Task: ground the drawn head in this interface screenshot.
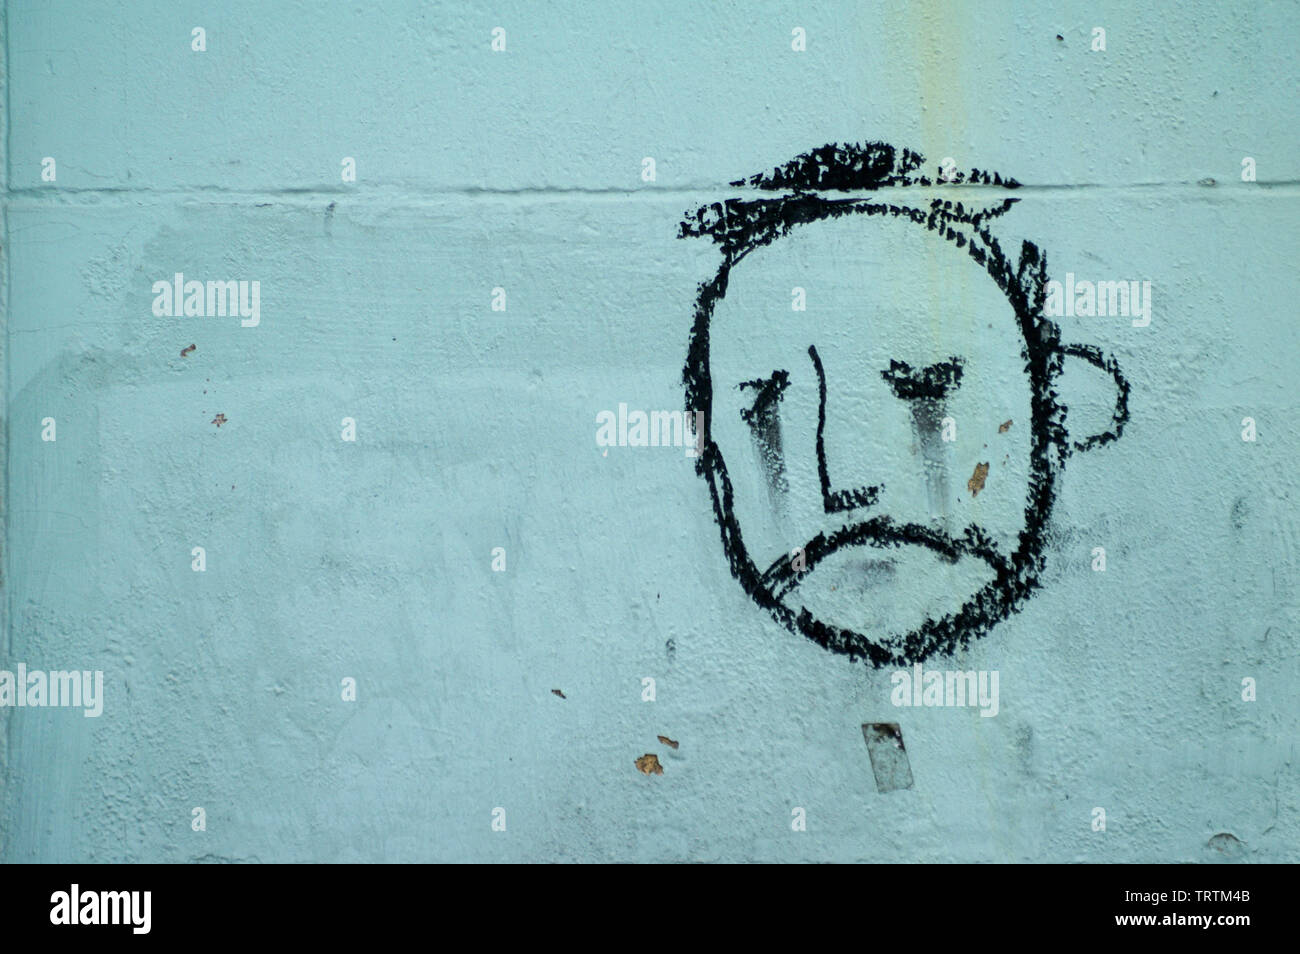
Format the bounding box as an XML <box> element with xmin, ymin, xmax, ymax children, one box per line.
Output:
<box><xmin>679</xmin><ymin>142</ymin><xmax>1129</xmax><ymax>667</ymax></box>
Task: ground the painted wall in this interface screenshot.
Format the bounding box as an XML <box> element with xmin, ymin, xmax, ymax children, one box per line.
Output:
<box><xmin>2</xmin><ymin>0</ymin><xmax>1296</xmax><ymax>863</ymax></box>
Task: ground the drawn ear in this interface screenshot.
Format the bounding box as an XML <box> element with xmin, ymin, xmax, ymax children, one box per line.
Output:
<box><xmin>1059</xmin><ymin>343</ymin><xmax>1130</xmax><ymax>452</ymax></box>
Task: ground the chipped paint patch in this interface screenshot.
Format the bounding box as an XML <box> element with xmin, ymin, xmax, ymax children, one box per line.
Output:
<box><xmin>967</xmin><ymin>461</ymin><xmax>989</xmax><ymax>496</ymax></box>
<box><xmin>635</xmin><ymin>753</ymin><xmax>663</xmax><ymax>775</ymax></box>
<box><xmin>862</xmin><ymin>723</ymin><xmax>914</xmax><ymax>793</ymax></box>
<box><xmin>1206</xmin><ymin>832</ymin><xmax>1245</xmax><ymax>858</ymax></box>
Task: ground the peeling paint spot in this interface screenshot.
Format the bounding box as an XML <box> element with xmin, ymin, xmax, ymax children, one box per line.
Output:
<box><xmin>967</xmin><ymin>462</ymin><xmax>989</xmax><ymax>496</ymax></box>
<box><xmin>1207</xmin><ymin>832</ymin><xmax>1245</xmax><ymax>856</ymax></box>
<box><xmin>181</xmin><ymin>344</ymin><xmax>196</xmax><ymax>358</ymax></box>
<box><xmin>212</xmin><ymin>413</ymin><xmax>228</xmax><ymax>428</ymax></box>
<box><xmin>551</xmin><ymin>689</ymin><xmax>566</xmax><ymax>699</ymax></box>
<box><xmin>862</xmin><ymin>723</ymin><xmax>914</xmax><ymax>793</ymax></box>
<box><xmin>657</xmin><ymin>735</ymin><xmax>679</xmax><ymax>749</ymax></box>
<box><xmin>635</xmin><ymin>753</ymin><xmax>663</xmax><ymax>775</ymax></box>
<box><xmin>1230</xmin><ymin>496</ymin><xmax>1248</xmax><ymax>532</ymax></box>
<box><xmin>998</xmin><ymin>419</ymin><xmax>1012</xmax><ymax>433</ymax></box>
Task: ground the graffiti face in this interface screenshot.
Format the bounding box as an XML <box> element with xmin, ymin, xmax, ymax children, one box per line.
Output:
<box><xmin>680</xmin><ymin>142</ymin><xmax>1129</xmax><ymax>667</ymax></box>
<box><xmin>706</xmin><ymin>215</ymin><xmax>1035</xmax><ymax>651</ymax></box>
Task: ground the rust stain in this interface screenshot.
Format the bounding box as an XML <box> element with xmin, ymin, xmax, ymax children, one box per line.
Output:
<box><xmin>967</xmin><ymin>461</ymin><xmax>989</xmax><ymax>496</ymax></box>
<box><xmin>181</xmin><ymin>344</ymin><xmax>196</xmax><ymax>357</ymax></box>
<box><xmin>657</xmin><ymin>735</ymin><xmax>679</xmax><ymax>750</ymax></box>
<box><xmin>635</xmin><ymin>753</ymin><xmax>663</xmax><ymax>775</ymax></box>
<box><xmin>998</xmin><ymin>419</ymin><xmax>1012</xmax><ymax>433</ymax></box>
<box><xmin>212</xmin><ymin>413</ymin><xmax>228</xmax><ymax>427</ymax></box>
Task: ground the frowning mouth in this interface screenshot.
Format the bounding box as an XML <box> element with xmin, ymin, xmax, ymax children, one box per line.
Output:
<box><xmin>760</xmin><ymin>516</ymin><xmax>1013</xmax><ymax>601</ymax></box>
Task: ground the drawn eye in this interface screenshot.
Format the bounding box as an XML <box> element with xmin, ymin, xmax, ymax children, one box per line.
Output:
<box><xmin>737</xmin><ymin>369</ymin><xmax>790</xmax><ymax>425</ymax></box>
<box><xmin>879</xmin><ymin>357</ymin><xmax>964</xmax><ymax>402</ymax></box>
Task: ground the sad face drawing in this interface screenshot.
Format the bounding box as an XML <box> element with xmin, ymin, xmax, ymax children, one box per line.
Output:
<box><xmin>680</xmin><ymin>142</ymin><xmax>1129</xmax><ymax>667</ymax></box>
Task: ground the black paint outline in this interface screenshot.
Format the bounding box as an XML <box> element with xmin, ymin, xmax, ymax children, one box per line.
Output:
<box><xmin>810</xmin><ymin>345</ymin><xmax>883</xmax><ymax>514</ymax></box>
<box><xmin>880</xmin><ymin>357</ymin><xmax>965</xmax><ymax>402</ymax></box>
<box><xmin>679</xmin><ymin>141</ymin><xmax>1130</xmax><ymax>667</ymax></box>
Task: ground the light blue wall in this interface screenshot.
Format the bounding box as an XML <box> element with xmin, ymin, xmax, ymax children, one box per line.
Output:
<box><xmin>2</xmin><ymin>0</ymin><xmax>1296</xmax><ymax>862</ymax></box>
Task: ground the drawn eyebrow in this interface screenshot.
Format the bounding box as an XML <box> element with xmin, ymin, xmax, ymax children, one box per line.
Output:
<box><xmin>879</xmin><ymin>357</ymin><xmax>964</xmax><ymax>401</ymax></box>
<box><xmin>737</xmin><ymin>369</ymin><xmax>791</xmax><ymax>424</ymax></box>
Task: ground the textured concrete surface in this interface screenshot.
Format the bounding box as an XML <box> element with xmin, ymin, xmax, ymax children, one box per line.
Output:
<box><xmin>1</xmin><ymin>1</ymin><xmax>1297</xmax><ymax>862</ymax></box>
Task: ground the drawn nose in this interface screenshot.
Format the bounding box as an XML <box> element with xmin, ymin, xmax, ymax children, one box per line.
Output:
<box><xmin>808</xmin><ymin>345</ymin><xmax>882</xmax><ymax>514</ymax></box>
